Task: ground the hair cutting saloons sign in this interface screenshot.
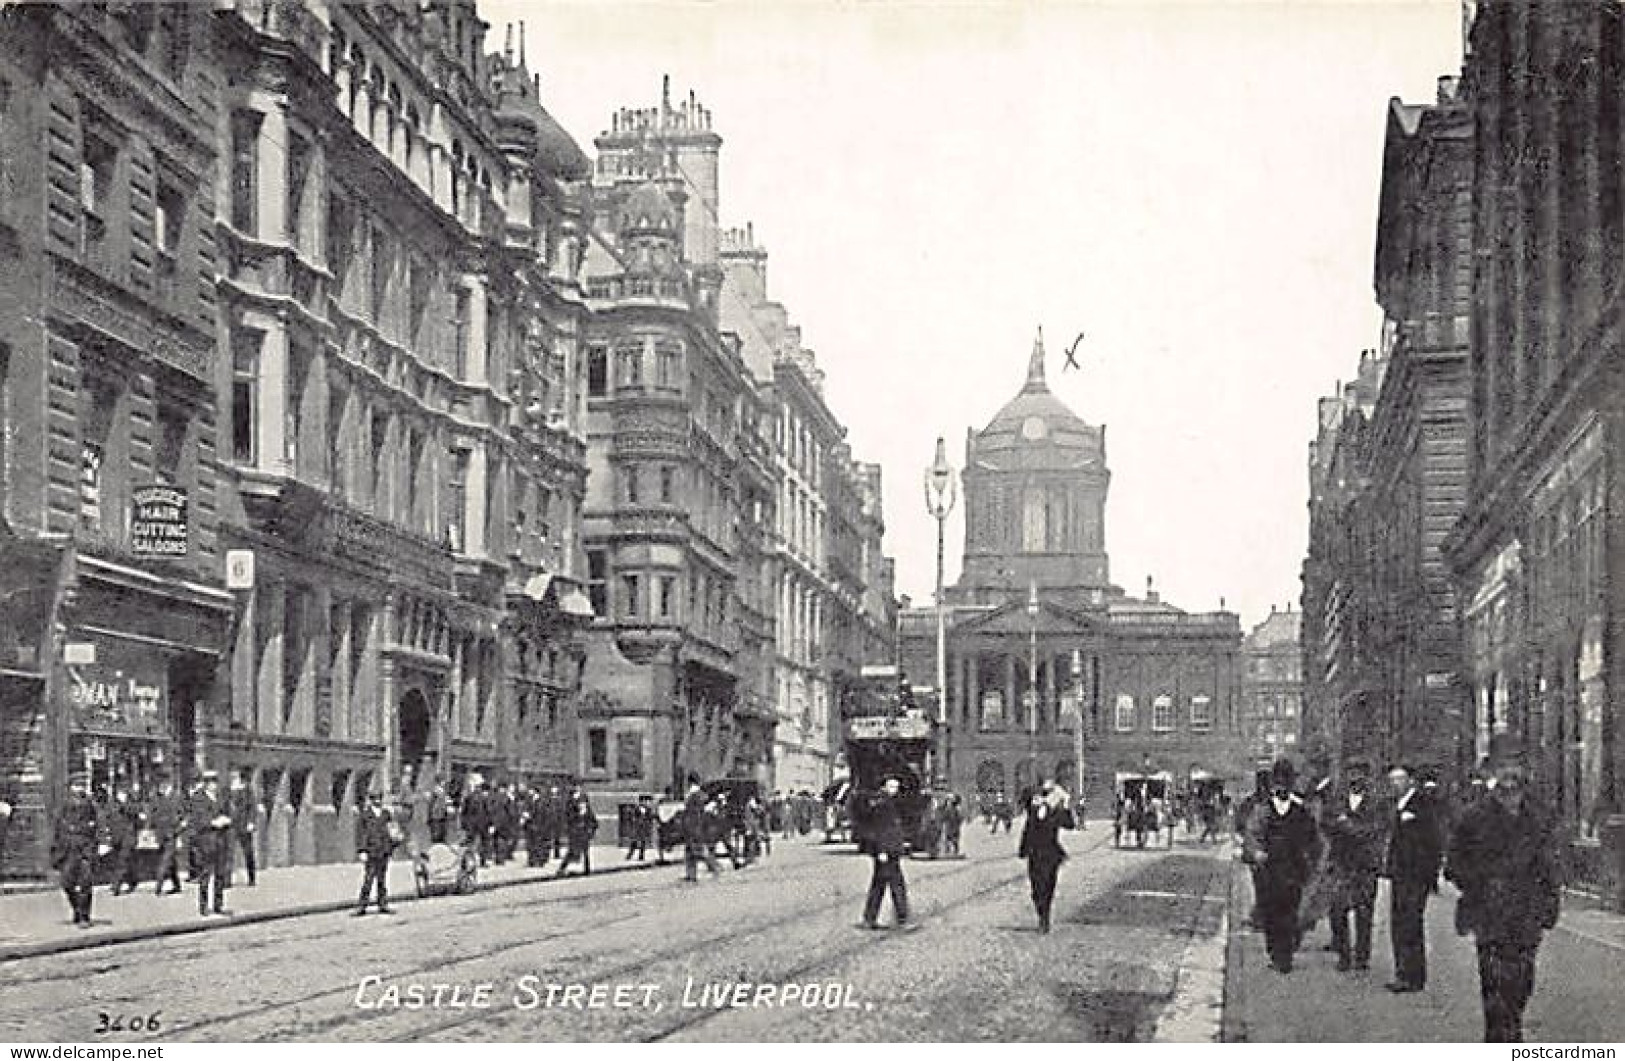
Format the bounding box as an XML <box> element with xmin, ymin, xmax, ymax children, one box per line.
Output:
<box><xmin>129</xmin><ymin>484</ymin><xmax>189</xmax><ymax>557</ymax></box>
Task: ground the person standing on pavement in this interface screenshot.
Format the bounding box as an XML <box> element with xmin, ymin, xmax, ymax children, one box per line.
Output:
<box><xmin>427</xmin><ymin>776</ymin><xmax>451</xmax><ymax>844</ymax></box>
<box><xmin>555</xmin><ymin>789</ymin><xmax>598</xmax><ymax>877</ymax></box>
<box><xmin>149</xmin><ymin>774</ymin><xmax>184</xmax><ymax>895</ymax></box>
<box><xmin>52</xmin><ymin>774</ymin><xmax>107</xmax><ymax>928</ymax></box>
<box><xmin>461</xmin><ymin>773</ymin><xmax>494</xmax><ymax>867</ymax></box>
<box><xmin>1018</xmin><ymin>777</ymin><xmax>1075</xmax><ymax>932</ymax></box>
<box><xmin>227</xmin><ymin>770</ymin><xmax>260</xmax><ymax>887</ymax></box>
<box><xmin>107</xmin><ymin>784</ymin><xmax>141</xmax><ymax>896</ymax></box>
<box><xmin>860</xmin><ymin>776</ymin><xmax>912</xmax><ymax>931</ymax></box>
<box><xmin>187</xmin><ymin>770</ymin><xmax>233</xmax><ymax>917</ymax></box>
<box><xmin>1321</xmin><ymin>768</ymin><xmax>1384</xmax><ymax>972</ymax></box>
<box><xmin>354</xmin><ymin>787</ymin><xmax>398</xmax><ymax>915</ymax></box>
<box><xmin>1445</xmin><ymin>744</ymin><xmax>1562</xmax><ymax>1043</ymax></box>
<box><xmin>1253</xmin><ymin>759</ymin><xmax>1319</xmax><ymax>973</ymax></box>
<box><xmin>1383</xmin><ymin>763</ymin><xmax>1443</xmax><ymax>993</ymax></box>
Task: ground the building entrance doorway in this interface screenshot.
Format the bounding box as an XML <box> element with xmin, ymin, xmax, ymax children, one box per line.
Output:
<box><xmin>399</xmin><ymin>689</ymin><xmax>432</xmax><ymax>780</ymax></box>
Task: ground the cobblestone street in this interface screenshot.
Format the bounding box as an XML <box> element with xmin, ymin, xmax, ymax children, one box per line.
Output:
<box><xmin>0</xmin><ymin>828</ymin><xmax>1232</xmax><ymax>1043</ymax></box>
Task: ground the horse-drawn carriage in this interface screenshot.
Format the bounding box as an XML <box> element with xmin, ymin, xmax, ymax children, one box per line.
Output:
<box><xmin>1113</xmin><ymin>770</ymin><xmax>1175</xmax><ymax>848</ymax></box>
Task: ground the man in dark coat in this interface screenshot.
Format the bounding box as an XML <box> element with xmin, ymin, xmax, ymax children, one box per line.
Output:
<box><xmin>186</xmin><ymin>770</ymin><xmax>233</xmax><ymax>917</ymax></box>
<box><xmin>625</xmin><ymin>794</ymin><xmax>654</xmax><ymax>861</ymax></box>
<box><xmin>1322</xmin><ymin>770</ymin><xmax>1384</xmax><ymax>971</ymax></box>
<box><xmin>860</xmin><ymin>777</ymin><xmax>912</xmax><ymax>930</ymax></box>
<box><xmin>494</xmin><ymin>782</ymin><xmax>519</xmax><ymax>864</ymax></box>
<box><xmin>227</xmin><ymin>770</ymin><xmax>260</xmax><ymax>887</ymax></box>
<box><xmin>681</xmin><ymin>779</ymin><xmax>720</xmax><ymax>881</ymax></box>
<box><xmin>1253</xmin><ymin>759</ymin><xmax>1320</xmax><ymax>973</ymax></box>
<box><xmin>148</xmin><ymin>775</ymin><xmax>184</xmax><ymax>895</ymax></box>
<box><xmin>107</xmin><ymin>784</ymin><xmax>142</xmax><ymax>896</ymax></box>
<box><xmin>52</xmin><ymin>775</ymin><xmax>106</xmax><ymax>927</ymax></box>
<box><xmin>1018</xmin><ymin>778</ymin><xmax>1075</xmax><ymax>932</ymax></box>
<box><xmin>1446</xmin><ymin>746</ymin><xmax>1561</xmax><ymax>1043</ymax></box>
<box><xmin>461</xmin><ymin>774</ymin><xmax>495</xmax><ymax>866</ymax></box>
<box><xmin>1236</xmin><ymin>768</ymin><xmax>1272</xmax><ymax>929</ymax></box>
<box><xmin>555</xmin><ymin>789</ymin><xmax>598</xmax><ymax>876</ymax></box>
<box><xmin>1383</xmin><ymin>764</ymin><xmax>1443</xmax><ymax>992</ymax></box>
<box><xmin>354</xmin><ymin>788</ymin><xmax>398</xmax><ymax>915</ymax></box>
<box><xmin>427</xmin><ymin>776</ymin><xmax>451</xmax><ymax>845</ymax></box>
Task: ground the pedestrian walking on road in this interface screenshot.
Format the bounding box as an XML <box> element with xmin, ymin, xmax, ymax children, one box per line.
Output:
<box><xmin>681</xmin><ymin>779</ymin><xmax>720</xmax><ymax>882</ymax></box>
<box><xmin>1018</xmin><ymin>778</ymin><xmax>1074</xmax><ymax>932</ymax></box>
<box><xmin>354</xmin><ymin>788</ymin><xmax>399</xmax><ymax>915</ymax></box>
<box><xmin>1321</xmin><ymin>768</ymin><xmax>1383</xmax><ymax>972</ymax></box>
<box><xmin>187</xmin><ymin>770</ymin><xmax>234</xmax><ymax>917</ymax></box>
<box><xmin>1253</xmin><ymin>759</ymin><xmax>1319</xmax><ymax>973</ymax></box>
<box><xmin>626</xmin><ymin>794</ymin><xmax>654</xmax><ymax>862</ymax></box>
<box><xmin>860</xmin><ymin>776</ymin><xmax>912</xmax><ymax>930</ymax></box>
<box><xmin>555</xmin><ymin>790</ymin><xmax>598</xmax><ymax>877</ymax></box>
<box><xmin>1446</xmin><ymin>743</ymin><xmax>1561</xmax><ymax>1043</ymax></box>
<box><xmin>52</xmin><ymin>774</ymin><xmax>106</xmax><ymax>927</ymax></box>
<box><xmin>1383</xmin><ymin>764</ymin><xmax>1442</xmax><ymax>993</ymax></box>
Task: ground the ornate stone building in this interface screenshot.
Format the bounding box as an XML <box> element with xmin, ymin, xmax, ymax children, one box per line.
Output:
<box><xmin>214</xmin><ymin>1</ymin><xmax>594</xmax><ymax>864</ymax></box>
<box><xmin>0</xmin><ymin>1</ymin><xmax>595</xmax><ymax>876</ymax></box>
<box><xmin>900</xmin><ymin>336</ymin><xmax>1244</xmax><ymax>807</ymax></box>
<box><xmin>1445</xmin><ymin>0</ymin><xmax>1625</xmax><ymax>892</ymax></box>
<box><xmin>577</xmin><ymin>84</ymin><xmax>776</xmax><ymax>802</ymax></box>
<box><xmin>0</xmin><ymin>2</ymin><xmax>232</xmax><ymax>879</ymax></box>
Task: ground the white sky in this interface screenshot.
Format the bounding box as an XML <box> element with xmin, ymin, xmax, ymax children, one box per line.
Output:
<box><xmin>485</xmin><ymin>0</ymin><xmax>1464</xmax><ymax>630</ymax></box>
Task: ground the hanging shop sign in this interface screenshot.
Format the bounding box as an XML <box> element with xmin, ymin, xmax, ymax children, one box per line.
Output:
<box><xmin>130</xmin><ymin>485</ymin><xmax>189</xmax><ymax>557</ymax></box>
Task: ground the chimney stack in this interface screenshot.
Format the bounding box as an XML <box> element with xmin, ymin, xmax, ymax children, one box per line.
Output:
<box><xmin>1437</xmin><ymin>74</ymin><xmax>1460</xmax><ymax>105</ymax></box>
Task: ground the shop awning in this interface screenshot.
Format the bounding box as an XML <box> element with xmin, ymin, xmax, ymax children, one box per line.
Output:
<box><xmin>560</xmin><ymin>588</ymin><xmax>595</xmax><ymax>619</ymax></box>
<box><xmin>521</xmin><ymin>573</ymin><xmax>556</xmax><ymax>602</ymax></box>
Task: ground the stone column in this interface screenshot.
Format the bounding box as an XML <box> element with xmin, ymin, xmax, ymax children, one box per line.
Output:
<box><xmin>1004</xmin><ymin>654</ymin><xmax>1017</xmax><ymax>732</ymax></box>
<box><xmin>232</xmin><ymin>584</ymin><xmax>258</xmax><ymax>731</ymax></box>
<box><xmin>251</xmin><ymin>314</ymin><xmax>288</xmax><ymax>475</ymax></box>
<box><xmin>1041</xmin><ymin>654</ymin><xmax>1055</xmax><ymax>735</ymax></box>
<box><xmin>258</xmin><ymin>581</ymin><xmax>286</xmax><ymax>738</ymax></box>
<box><xmin>330</xmin><ymin>598</ymin><xmax>351</xmax><ymax>742</ymax></box>
<box><xmin>251</xmin><ymin>95</ymin><xmax>288</xmax><ymax>243</ymax></box>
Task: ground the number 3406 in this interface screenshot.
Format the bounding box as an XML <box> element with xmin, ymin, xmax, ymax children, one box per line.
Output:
<box><xmin>95</xmin><ymin>1011</ymin><xmax>162</xmax><ymax>1034</ymax></box>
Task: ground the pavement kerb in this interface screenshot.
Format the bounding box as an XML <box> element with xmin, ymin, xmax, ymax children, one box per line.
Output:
<box><xmin>0</xmin><ymin>855</ymin><xmax>666</xmax><ymax>964</ymax></box>
<box><xmin>1219</xmin><ymin>854</ymin><xmax>1249</xmax><ymax>1043</ymax></box>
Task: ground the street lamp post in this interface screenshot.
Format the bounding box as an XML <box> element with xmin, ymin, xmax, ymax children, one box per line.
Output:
<box><xmin>923</xmin><ymin>438</ymin><xmax>957</xmax><ymax>786</ymax></box>
<box><xmin>1026</xmin><ymin>580</ymin><xmax>1039</xmax><ymax>784</ymax></box>
<box><xmin>1071</xmin><ymin>647</ymin><xmax>1086</xmax><ymax>816</ymax></box>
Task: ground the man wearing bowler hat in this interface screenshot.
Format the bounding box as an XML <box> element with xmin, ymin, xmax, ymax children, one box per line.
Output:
<box><xmin>1253</xmin><ymin>758</ymin><xmax>1319</xmax><ymax>972</ymax></box>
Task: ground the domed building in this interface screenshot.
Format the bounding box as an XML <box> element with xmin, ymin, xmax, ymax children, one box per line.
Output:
<box><xmin>899</xmin><ymin>334</ymin><xmax>1246</xmax><ymax>808</ymax></box>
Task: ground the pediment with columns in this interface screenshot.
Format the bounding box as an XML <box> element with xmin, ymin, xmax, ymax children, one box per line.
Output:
<box><xmin>951</xmin><ymin>599</ymin><xmax>1103</xmax><ymax>639</ymax></box>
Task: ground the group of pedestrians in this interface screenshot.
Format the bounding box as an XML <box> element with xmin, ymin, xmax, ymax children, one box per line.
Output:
<box><xmin>49</xmin><ymin>768</ymin><xmax>261</xmax><ymax>927</ymax></box>
<box><xmin>447</xmin><ymin>774</ymin><xmax>596</xmax><ymax>876</ymax></box>
<box><xmin>1237</xmin><ymin>743</ymin><xmax>1562</xmax><ymax>1042</ymax></box>
<box><xmin>675</xmin><ymin>779</ymin><xmax>775</xmax><ymax>881</ymax></box>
